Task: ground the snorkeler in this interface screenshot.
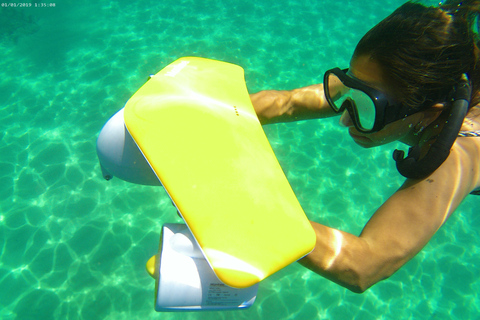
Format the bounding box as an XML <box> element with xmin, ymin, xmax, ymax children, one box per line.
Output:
<box><xmin>250</xmin><ymin>0</ymin><xmax>480</xmax><ymax>293</ymax></box>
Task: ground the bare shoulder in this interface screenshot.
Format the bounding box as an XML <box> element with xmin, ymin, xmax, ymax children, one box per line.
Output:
<box><xmin>451</xmin><ymin>104</ymin><xmax>480</xmax><ymax>191</ymax></box>
<box><xmin>463</xmin><ymin>104</ymin><xmax>480</xmax><ymax>130</ymax></box>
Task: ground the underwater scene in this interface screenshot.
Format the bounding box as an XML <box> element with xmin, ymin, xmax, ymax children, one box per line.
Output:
<box><xmin>1</xmin><ymin>0</ymin><xmax>480</xmax><ymax>319</ymax></box>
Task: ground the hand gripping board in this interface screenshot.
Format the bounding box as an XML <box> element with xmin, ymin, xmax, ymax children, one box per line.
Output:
<box><xmin>124</xmin><ymin>57</ymin><xmax>315</xmax><ymax>288</ymax></box>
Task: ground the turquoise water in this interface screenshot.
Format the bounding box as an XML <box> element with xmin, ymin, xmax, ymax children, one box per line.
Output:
<box><xmin>1</xmin><ymin>1</ymin><xmax>480</xmax><ymax>319</ymax></box>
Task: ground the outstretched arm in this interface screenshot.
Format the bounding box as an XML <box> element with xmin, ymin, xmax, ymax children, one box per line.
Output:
<box><xmin>250</xmin><ymin>84</ymin><xmax>337</xmax><ymax>124</ymax></box>
<box><xmin>299</xmin><ymin>137</ymin><xmax>480</xmax><ymax>293</ymax></box>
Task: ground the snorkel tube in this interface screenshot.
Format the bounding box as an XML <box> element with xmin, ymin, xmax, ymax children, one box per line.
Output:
<box><xmin>393</xmin><ymin>77</ymin><xmax>471</xmax><ymax>179</ymax></box>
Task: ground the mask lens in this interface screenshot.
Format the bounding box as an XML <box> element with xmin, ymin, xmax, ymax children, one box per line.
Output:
<box><xmin>325</xmin><ymin>69</ymin><xmax>378</xmax><ymax>132</ymax></box>
<box><xmin>349</xmin><ymin>90</ymin><xmax>376</xmax><ymax>131</ymax></box>
<box><xmin>326</xmin><ymin>73</ymin><xmax>350</xmax><ymax>112</ymax></box>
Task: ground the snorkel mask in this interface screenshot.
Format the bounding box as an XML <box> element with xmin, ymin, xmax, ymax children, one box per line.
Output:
<box><xmin>324</xmin><ymin>69</ymin><xmax>472</xmax><ymax>179</ymax></box>
<box><xmin>324</xmin><ymin>68</ymin><xmax>419</xmax><ymax>133</ymax></box>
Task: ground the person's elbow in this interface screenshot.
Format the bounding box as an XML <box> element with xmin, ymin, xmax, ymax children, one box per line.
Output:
<box><xmin>335</xmin><ymin>268</ymin><xmax>380</xmax><ymax>294</ymax></box>
<box><xmin>344</xmin><ymin>256</ymin><xmax>404</xmax><ymax>293</ymax></box>
<box><xmin>340</xmin><ymin>268</ymin><xmax>392</xmax><ymax>294</ymax></box>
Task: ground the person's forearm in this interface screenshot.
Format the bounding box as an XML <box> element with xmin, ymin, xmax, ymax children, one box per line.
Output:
<box><xmin>298</xmin><ymin>221</ymin><xmax>399</xmax><ymax>293</ymax></box>
<box><xmin>250</xmin><ymin>84</ymin><xmax>337</xmax><ymax>124</ymax></box>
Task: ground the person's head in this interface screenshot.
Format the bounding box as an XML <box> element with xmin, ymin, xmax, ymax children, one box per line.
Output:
<box><xmin>326</xmin><ymin>0</ymin><xmax>480</xmax><ymax>148</ymax></box>
<box><xmin>353</xmin><ymin>0</ymin><xmax>480</xmax><ymax>111</ymax></box>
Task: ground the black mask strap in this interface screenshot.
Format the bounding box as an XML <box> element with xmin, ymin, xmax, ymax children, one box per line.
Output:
<box><xmin>393</xmin><ymin>77</ymin><xmax>471</xmax><ymax>179</ymax></box>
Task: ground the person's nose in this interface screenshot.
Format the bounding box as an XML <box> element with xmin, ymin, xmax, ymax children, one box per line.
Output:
<box><xmin>339</xmin><ymin>110</ymin><xmax>354</xmax><ymax>127</ymax></box>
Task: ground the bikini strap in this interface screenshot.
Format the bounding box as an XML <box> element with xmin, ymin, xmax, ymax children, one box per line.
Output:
<box><xmin>458</xmin><ymin>130</ymin><xmax>480</xmax><ymax>137</ymax></box>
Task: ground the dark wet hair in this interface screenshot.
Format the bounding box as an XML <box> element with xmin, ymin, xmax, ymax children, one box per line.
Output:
<box><xmin>354</xmin><ymin>0</ymin><xmax>480</xmax><ymax>109</ymax></box>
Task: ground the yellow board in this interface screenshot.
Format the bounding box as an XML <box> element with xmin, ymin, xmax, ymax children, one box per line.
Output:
<box><xmin>124</xmin><ymin>57</ymin><xmax>316</xmax><ymax>288</ymax></box>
